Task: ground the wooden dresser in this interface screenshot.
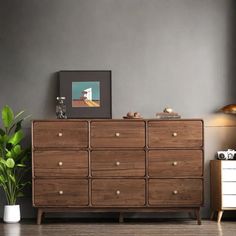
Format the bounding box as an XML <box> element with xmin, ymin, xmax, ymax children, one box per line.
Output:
<box><xmin>32</xmin><ymin>119</ymin><xmax>204</xmax><ymax>224</ymax></box>
<box><xmin>210</xmin><ymin>160</ymin><xmax>236</xmax><ymax>222</ymax></box>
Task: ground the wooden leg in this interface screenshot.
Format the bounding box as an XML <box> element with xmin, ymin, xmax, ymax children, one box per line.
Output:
<box><xmin>210</xmin><ymin>211</ymin><xmax>215</xmax><ymax>220</ymax></box>
<box><xmin>195</xmin><ymin>208</ymin><xmax>201</xmax><ymax>225</ymax></box>
<box><xmin>37</xmin><ymin>208</ymin><xmax>43</xmax><ymax>225</ymax></box>
<box><xmin>217</xmin><ymin>211</ymin><xmax>223</xmax><ymax>223</ymax></box>
<box><xmin>119</xmin><ymin>212</ymin><xmax>124</xmax><ymax>223</ymax></box>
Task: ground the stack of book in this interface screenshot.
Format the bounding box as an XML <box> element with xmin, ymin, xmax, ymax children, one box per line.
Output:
<box><xmin>156</xmin><ymin>112</ymin><xmax>181</xmax><ymax>119</ymax></box>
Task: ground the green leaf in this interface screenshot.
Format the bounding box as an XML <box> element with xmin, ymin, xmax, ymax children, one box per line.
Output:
<box><xmin>16</xmin><ymin>192</ymin><xmax>24</xmax><ymax>197</ymax></box>
<box><xmin>13</xmin><ymin>145</ymin><xmax>22</xmax><ymax>155</ymax></box>
<box><xmin>16</xmin><ymin>163</ymin><xmax>25</xmax><ymax>168</ymax></box>
<box><xmin>9</xmin><ymin>174</ymin><xmax>16</xmax><ymax>183</ymax></box>
<box><xmin>2</xmin><ymin>105</ymin><xmax>14</xmax><ymax>129</ymax></box>
<box><xmin>14</xmin><ymin>110</ymin><xmax>25</xmax><ymax>120</ymax></box>
<box><xmin>5</xmin><ymin>158</ymin><xmax>15</xmax><ymax>168</ymax></box>
<box><xmin>15</xmin><ymin>120</ymin><xmax>23</xmax><ymax>132</ymax></box>
<box><xmin>0</xmin><ymin>128</ymin><xmax>5</xmax><ymax>136</ymax></box>
<box><xmin>8</xmin><ymin>130</ymin><xmax>24</xmax><ymax>145</ymax></box>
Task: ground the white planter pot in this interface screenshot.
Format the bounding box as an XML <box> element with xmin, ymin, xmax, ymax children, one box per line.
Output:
<box><xmin>3</xmin><ymin>205</ymin><xmax>21</xmax><ymax>223</ymax></box>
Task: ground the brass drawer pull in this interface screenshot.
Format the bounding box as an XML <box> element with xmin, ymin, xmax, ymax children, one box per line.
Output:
<box><xmin>115</xmin><ymin>132</ymin><xmax>120</xmax><ymax>137</ymax></box>
<box><xmin>58</xmin><ymin>132</ymin><xmax>63</xmax><ymax>137</ymax></box>
<box><xmin>116</xmin><ymin>190</ymin><xmax>121</xmax><ymax>195</ymax></box>
<box><xmin>172</xmin><ymin>162</ymin><xmax>178</xmax><ymax>166</ymax></box>
<box><xmin>116</xmin><ymin>161</ymin><xmax>120</xmax><ymax>166</ymax></box>
<box><xmin>58</xmin><ymin>161</ymin><xmax>63</xmax><ymax>166</ymax></box>
<box><xmin>172</xmin><ymin>190</ymin><xmax>178</xmax><ymax>195</ymax></box>
<box><xmin>58</xmin><ymin>190</ymin><xmax>64</xmax><ymax>195</ymax></box>
<box><xmin>172</xmin><ymin>132</ymin><xmax>178</xmax><ymax>137</ymax></box>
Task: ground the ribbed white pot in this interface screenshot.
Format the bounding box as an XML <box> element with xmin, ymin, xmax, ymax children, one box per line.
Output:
<box><xmin>3</xmin><ymin>205</ymin><xmax>21</xmax><ymax>223</ymax></box>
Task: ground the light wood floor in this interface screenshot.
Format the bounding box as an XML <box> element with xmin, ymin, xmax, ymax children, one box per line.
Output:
<box><xmin>0</xmin><ymin>219</ymin><xmax>236</xmax><ymax>236</ymax></box>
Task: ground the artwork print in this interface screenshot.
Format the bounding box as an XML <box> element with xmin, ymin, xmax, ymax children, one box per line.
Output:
<box><xmin>72</xmin><ymin>81</ymin><xmax>100</xmax><ymax>107</ymax></box>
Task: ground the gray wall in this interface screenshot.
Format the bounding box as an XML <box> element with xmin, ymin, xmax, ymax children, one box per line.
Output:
<box><xmin>0</xmin><ymin>0</ymin><xmax>236</xmax><ymax>219</ymax></box>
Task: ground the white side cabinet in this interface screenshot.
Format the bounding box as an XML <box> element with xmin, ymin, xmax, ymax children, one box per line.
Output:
<box><xmin>210</xmin><ymin>160</ymin><xmax>236</xmax><ymax>222</ymax></box>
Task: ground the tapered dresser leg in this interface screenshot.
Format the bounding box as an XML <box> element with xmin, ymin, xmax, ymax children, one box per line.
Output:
<box><xmin>119</xmin><ymin>213</ymin><xmax>124</xmax><ymax>223</ymax></box>
<box><xmin>217</xmin><ymin>211</ymin><xmax>223</xmax><ymax>223</ymax></box>
<box><xmin>37</xmin><ymin>208</ymin><xmax>43</xmax><ymax>225</ymax></box>
<box><xmin>195</xmin><ymin>208</ymin><xmax>201</xmax><ymax>225</ymax></box>
<box><xmin>210</xmin><ymin>211</ymin><xmax>215</xmax><ymax>220</ymax></box>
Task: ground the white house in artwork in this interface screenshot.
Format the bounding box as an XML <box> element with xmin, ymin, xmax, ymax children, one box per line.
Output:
<box><xmin>84</xmin><ymin>88</ymin><xmax>92</xmax><ymax>100</ymax></box>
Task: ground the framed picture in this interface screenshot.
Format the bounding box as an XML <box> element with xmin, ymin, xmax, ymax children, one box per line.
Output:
<box><xmin>59</xmin><ymin>70</ymin><xmax>112</xmax><ymax>118</ymax></box>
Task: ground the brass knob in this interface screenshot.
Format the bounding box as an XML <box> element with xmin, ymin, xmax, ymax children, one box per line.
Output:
<box><xmin>58</xmin><ymin>161</ymin><xmax>63</xmax><ymax>166</ymax></box>
<box><xmin>172</xmin><ymin>132</ymin><xmax>178</xmax><ymax>137</ymax></box>
<box><xmin>58</xmin><ymin>190</ymin><xmax>64</xmax><ymax>195</ymax></box>
<box><xmin>115</xmin><ymin>132</ymin><xmax>120</xmax><ymax>137</ymax></box>
<box><xmin>116</xmin><ymin>190</ymin><xmax>121</xmax><ymax>195</ymax></box>
<box><xmin>172</xmin><ymin>161</ymin><xmax>178</xmax><ymax>166</ymax></box>
<box><xmin>116</xmin><ymin>161</ymin><xmax>120</xmax><ymax>166</ymax></box>
<box><xmin>58</xmin><ymin>132</ymin><xmax>63</xmax><ymax>137</ymax></box>
<box><xmin>173</xmin><ymin>190</ymin><xmax>178</xmax><ymax>195</ymax></box>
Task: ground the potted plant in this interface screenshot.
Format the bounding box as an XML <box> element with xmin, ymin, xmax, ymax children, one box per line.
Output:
<box><xmin>0</xmin><ymin>105</ymin><xmax>30</xmax><ymax>223</ymax></box>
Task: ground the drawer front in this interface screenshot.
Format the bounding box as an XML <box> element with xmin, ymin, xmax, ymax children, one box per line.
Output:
<box><xmin>33</xmin><ymin>121</ymin><xmax>88</xmax><ymax>148</ymax></box>
<box><xmin>34</xmin><ymin>151</ymin><xmax>88</xmax><ymax>177</ymax></box>
<box><xmin>92</xmin><ymin>179</ymin><xmax>145</xmax><ymax>206</ymax></box>
<box><xmin>222</xmin><ymin>195</ymin><xmax>236</xmax><ymax>208</ymax></box>
<box><xmin>91</xmin><ymin>121</ymin><xmax>145</xmax><ymax>148</ymax></box>
<box><xmin>91</xmin><ymin>150</ymin><xmax>145</xmax><ymax>177</ymax></box>
<box><xmin>34</xmin><ymin>179</ymin><xmax>88</xmax><ymax>206</ymax></box>
<box><xmin>222</xmin><ymin>169</ymin><xmax>236</xmax><ymax>181</ymax></box>
<box><xmin>148</xmin><ymin>120</ymin><xmax>203</xmax><ymax>148</ymax></box>
<box><xmin>149</xmin><ymin>179</ymin><xmax>203</xmax><ymax>206</ymax></box>
<box><xmin>222</xmin><ymin>182</ymin><xmax>236</xmax><ymax>194</ymax></box>
<box><xmin>222</xmin><ymin>161</ymin><xmax>236</xmax><ymax>169</ymax></box>
<box><xmin>148</xmin><ymin>150</ymin><xmax>203</xmax><ymax>177</ymax></box>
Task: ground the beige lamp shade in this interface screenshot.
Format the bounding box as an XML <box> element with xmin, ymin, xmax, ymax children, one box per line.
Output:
<box><xmin>220</xmin><ymin>104</ymin><xmax>236</xmax><ymax>114</ymax></box>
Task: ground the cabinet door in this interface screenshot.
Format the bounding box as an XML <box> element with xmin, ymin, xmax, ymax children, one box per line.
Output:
<box><xmin>92</xmin><ymin>179</ymin><xmax>145</xmax><ymax>206</ymax></box>
<box><xmin>34</xmin><ymin>179</ymin><xmax>88</xmax><ymax>206</ymax></box>
<box><xmin>33</xmin><ymin>121</ymin><xmax>88</xmax><ymax>148</ymax></box>
<box><xmin>34</xmin><ymin>151</ymin><xmax>88</xmax><ymax>177</ymax></box>
<box><xmin>91</xmin><ymin>121</ymin><xmax>145</xmax><ymax>148</ymax></box>
<box><xmin>149</xmin><ymin>179</ymin><xmax>203</xmax><ymax>206</ymax></box>
<box><xmin>148</xmin><ymin>150</ymin><xmax>203</xmax><ymax>177</ymax></box>
<box><xmin>148</xmin><ymin>120</ymin><xmax>203</xmax><ymax>148</ymax></box>
<box><xmin>91</xmin><ymin>150</ymin><xmax>145</xmax><ymax>177</ymax></box>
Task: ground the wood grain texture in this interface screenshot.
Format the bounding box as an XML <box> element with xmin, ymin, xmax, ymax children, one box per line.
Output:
<box><xmin>149</xmin><ymin>179</ymin><xmax>203</xmax><ymax>206</ymax></box>
<box><xmin>34</xmin><ymin>179</ymin><xmax>88</xmax><ymax>206</ymax></box>
<box><xmin>210</xmin><ymin>160</ymin><xmax>222</xmax><ymax>211</ymax></box>
<box><xmin>90</xmin><ymin>121</ymin><xmax>145</xmax><ymax>147</ymax></box>
<box><xmin>34</xmin><ymin>150</ymin><xmax>88</xmax><ymax>177</ymax></box>
<box><xmin>32</xmin><ymin>119</ymin><xmax>204</xmax><ymax>224</ymax></box>
<box><xmin>148</xmin><ymin>120</ymin><xmax>203</xmax><ymax>148</ymax></box>
<box><xmin>148</xmin><ymin>150</ymin><xmax>203</xmax><ymax>177</ymax></box>
<box><xmin>92</xmin><ymin>179</ymin><xmax>145</xmax><ymax>206</ymax></box>
<box><xmin>33</xmin><ymin>121</ymin><xmax>88</xmax><ymax>148</ymax></box>
<box><xmin>91</xmin><ymin>150</ymin><xmax>145</xmax><ymax>177</ymax></box>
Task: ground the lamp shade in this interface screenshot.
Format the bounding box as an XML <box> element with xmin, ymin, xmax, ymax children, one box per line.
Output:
<box><xmin>219</xmin><ymin>104</ymin><xmax>236</xmax><ymax>114</ymax></box>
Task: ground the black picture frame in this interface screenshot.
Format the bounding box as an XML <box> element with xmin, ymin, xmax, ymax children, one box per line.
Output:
<box><xmin>59</xmin><ymin>70</ymin><xmax>112</xmax><ymax>119</ymax></box>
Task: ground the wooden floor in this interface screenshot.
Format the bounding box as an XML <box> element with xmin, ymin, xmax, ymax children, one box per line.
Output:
<box><xmin>0</xmin><ymin>219</ymin><xmax>235</xmax><ymax>236</ymax></box>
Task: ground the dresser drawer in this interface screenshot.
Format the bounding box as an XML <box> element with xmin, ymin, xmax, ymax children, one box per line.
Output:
<box><xmin>222</xmin><ymin>195</ymin><xmax>236</xmax><ymax>208</ymax></box>
<box><xmin>34</xmin><ymin>151</ymin><xmax>88</xmax><ymax>177</ymax></box>
<box><xmin>92</xmin><ymin>179</ymin><xmax>145</xmax><ymax>206</ymax></box>
<box><xmin>148</xmin><ymin>150</ymin><xmax>203</xmax><ymax>177</ymax></box>
<box><xmin>222</xmin><ymin>169</ymin><xmax>236</xmax><ymax>181</ymax></box>
<box><xmin>91</xmin><ymin>150</ymin><xmax>145</xmax><ymax>177</ymax></box>
<box><xmin>149</xmin><ymin>179</ymin><xmax>203</xmax><ymax>206</ymax></box>
<box><xmin>34</xmin><ymin>179</ymin><xmax>88</xmax><ymax>206</ymax></box>
<box><xmin>222</xmin><ymin>182</ymin><xmax>236</xmax><ymax>194</ymax></box>
<box><xmin>148</xmin><ymin>120</ymin><xmax>203</xmax><ymax>148</ymax></box>
<box><xmin>33</xmin><ymin>121</ymin><xmax>88</xmax><ymax>148</ymax></box>
<box><xmin>91</xmin><ymin>121</ymin><xmax>145</xmax><ymax>148</ymax></box>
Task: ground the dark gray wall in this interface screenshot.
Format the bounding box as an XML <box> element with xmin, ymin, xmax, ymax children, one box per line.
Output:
<box><xmin>0</xmin><ymin>0</ymin><xmax>236</xmax><ymax>219</ymax></box>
